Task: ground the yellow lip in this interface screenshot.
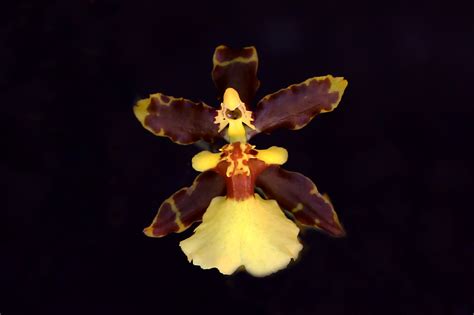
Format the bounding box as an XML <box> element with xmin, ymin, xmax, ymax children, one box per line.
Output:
<box><xmin>179</xmin><ymin>194</ymin><xmax>302</xmax><ymax>277</ymax></box>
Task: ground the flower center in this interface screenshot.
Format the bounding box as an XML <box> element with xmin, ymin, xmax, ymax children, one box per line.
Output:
<box><xmin>213</xmin><ymin>88</ymin><xmax>256</xmax><ymax>143</ymax></box>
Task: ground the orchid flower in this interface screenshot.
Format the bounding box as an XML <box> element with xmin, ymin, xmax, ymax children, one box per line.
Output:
<box><xmin>133</xmin><ymin>45</ymin><xmax>348</xmax><ymax>277</ymax></box>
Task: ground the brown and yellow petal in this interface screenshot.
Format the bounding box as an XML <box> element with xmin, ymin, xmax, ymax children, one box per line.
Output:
<box><xmin>212</xmin><ymin>45</ymin><xmax>260</xmax><ymax>105</ymax></box>
<box><xmin>144</xmin><ymin>171</ymin><xmax>226</xmax><ymax>237</ymax></box>
<box><xmin>134</xmin><ymin>93</ymin><xmax>220</xmax><ymax>145</ymax></box>
<box><xmin>256</xmin><ymin>165</ymin><xmax>346</xmax><ymax>237</ymax></box>
<box><xmin>251</xmin><ymin>75</ymin><xmax>347</xmax><ymax>137</ymax></box>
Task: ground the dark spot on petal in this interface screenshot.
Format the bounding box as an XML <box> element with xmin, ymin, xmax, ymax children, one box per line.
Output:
<box><xmin>160</xmin><ymin>95</ymin><xmax>170</xmax><ymax>103</ymax></box>
<box><xmin>147</xmin><ymin>98</ymin><xmax>159</xmax><ymax>113</ymax></box>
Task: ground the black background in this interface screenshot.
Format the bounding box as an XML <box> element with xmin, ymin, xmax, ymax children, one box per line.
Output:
<box><xmin>3</xmin><ymin>1</ymin><xmax>473</xmax><ymax>314</ymax></box>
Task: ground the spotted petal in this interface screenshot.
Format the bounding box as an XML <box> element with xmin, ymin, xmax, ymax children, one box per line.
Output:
<box><xmin>212</xmin><ymin>45</ymin><xmax>260</xmax><ymax>105</ymax></box>
<box><xmin>256</xmin><ymin>165</ymin><xmax>345</xmax><ymax>237</ymax></box>
<box><xmin>251</xmin><ymin>75</ymin><xmax>347</xmax><ymax>137</ymax></box>
<box><xmin>134</xmin><ymin>93</ymin><xmax>220</xmax><ymax>145</ymax></box>
<box><xmin>144</xmin><ymin>171</ymin><xmax>226</xmax><ymax>237</ymax></box>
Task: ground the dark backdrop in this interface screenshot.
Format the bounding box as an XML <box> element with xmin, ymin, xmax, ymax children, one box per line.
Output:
<box><xmin>3</xmin><ymin>1</ymin><xmax>473</xmax><ymax>314</ymax></box>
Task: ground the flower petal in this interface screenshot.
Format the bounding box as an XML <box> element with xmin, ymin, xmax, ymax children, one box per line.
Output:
<box><xmin>180</xmin><ymin>194</ymin><xmax>302</xmax><ymax>277</ymax></box>
<box><xmin>256</xmin><ymin>166</ymin><xmax>346</xmax><ymax>237</ymax></box>
<box><xmin>134</xmin><ymin>93</ymin><xmax>220</xmax><ymax>145</ymax></box>
<box><xmin>144</xmin><ymin>171</ymin><xmax>226</xmax><ymax>237</ymax></box>
<box><xmin>251</xmin><ymin>75</ymin><xmax>347</xmax><ymax>137</ymax></box>
<box><xmin>212</xmin><ymin>45</ymin><xmax>260</xmax><ymax>105</ymax></box>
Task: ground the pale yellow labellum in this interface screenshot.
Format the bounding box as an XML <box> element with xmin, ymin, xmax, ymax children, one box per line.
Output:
<box><xmin>180</xmin><ymin>194</ymin><xmax>302</xmax><ymax>277</ymax></box>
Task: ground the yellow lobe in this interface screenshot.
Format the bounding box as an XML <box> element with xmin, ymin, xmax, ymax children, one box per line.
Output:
<box><xmin>179</xmin><ymin>194</ymin><xmax>302</xmax><ymax>277</ymax></box>
<box><xmin>256</xmin><ymin>146</ymin><xmax>288</xmax><ymax>165</ymax></box>
<box><xmin>192</xmin><ymin>151</ymin><xmax>221</xmax><ymax>172</ymax></box>
<box><xmin>223</xmin><ymin>87</ymin><xmax>242</xmax><ymax>110</ymax></box>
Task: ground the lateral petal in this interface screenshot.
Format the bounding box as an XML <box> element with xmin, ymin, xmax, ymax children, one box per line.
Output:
<box><xmin>212</xmin><ymin>45</ymin><xmax>260</xmax><ymax>105</ymax></box>
<box><xmin>144</xmin><ymin>171</ymin><xmax>226</xmax><ymax>237</ymax></box>
<box><xmin>134</xmin><ymin>93</ymin><xmax>220</xmax><ymax>145</ymax></box>
<box><xmin>256</xmin><ymin>166</ymin><xmax>346</xmax><ymax>237</ymax></box>
<box><xmin>251</xmin><ymin>75</ymin><xmax>347</xmax><ymax>136</ymax></box>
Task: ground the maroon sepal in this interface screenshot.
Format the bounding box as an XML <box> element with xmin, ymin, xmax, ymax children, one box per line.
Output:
<box><xmin>256</xmin><ymin>165</ymin><xmax>346</xmax><ymax>237</ymax></box>
<box><xmin>144</xmin><ymin>171</ymin><xmax>226</xmax><ymax>237</ymax></box>
<box><xmin>212</xmin><ymin>45</ymin><xmax>260</xmax><ymax>105</ymax></box>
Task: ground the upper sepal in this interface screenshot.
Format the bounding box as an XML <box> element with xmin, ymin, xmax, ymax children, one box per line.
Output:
<box><xmin>212</xmin><ymin>45</ymin><xmax>260</xmax><ymax>105</ymax></box>
<box><xmin>144</xmin><ymin>171</ymin><xmax>226</xmax><ymax>237</ymax></box>
<box><xmin>256</xmin><ymin>165</ymin><xmax>346</xmax><ymax>237</ymax></box>
<box><xmin>134</xmin><ymin>93</ymin><xmax>221</xmax><ymax>145</ymax></box>
<box><xmin>251</xmin><ymin>75</ymin><xmax>347</xmax><ymax>137</ymax></box>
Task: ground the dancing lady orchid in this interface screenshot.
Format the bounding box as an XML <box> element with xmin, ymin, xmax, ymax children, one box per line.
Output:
<box><xmin>133</xmin><ymin>45</ymin><xmax>347</xmax><ymax>277</ymax></box>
